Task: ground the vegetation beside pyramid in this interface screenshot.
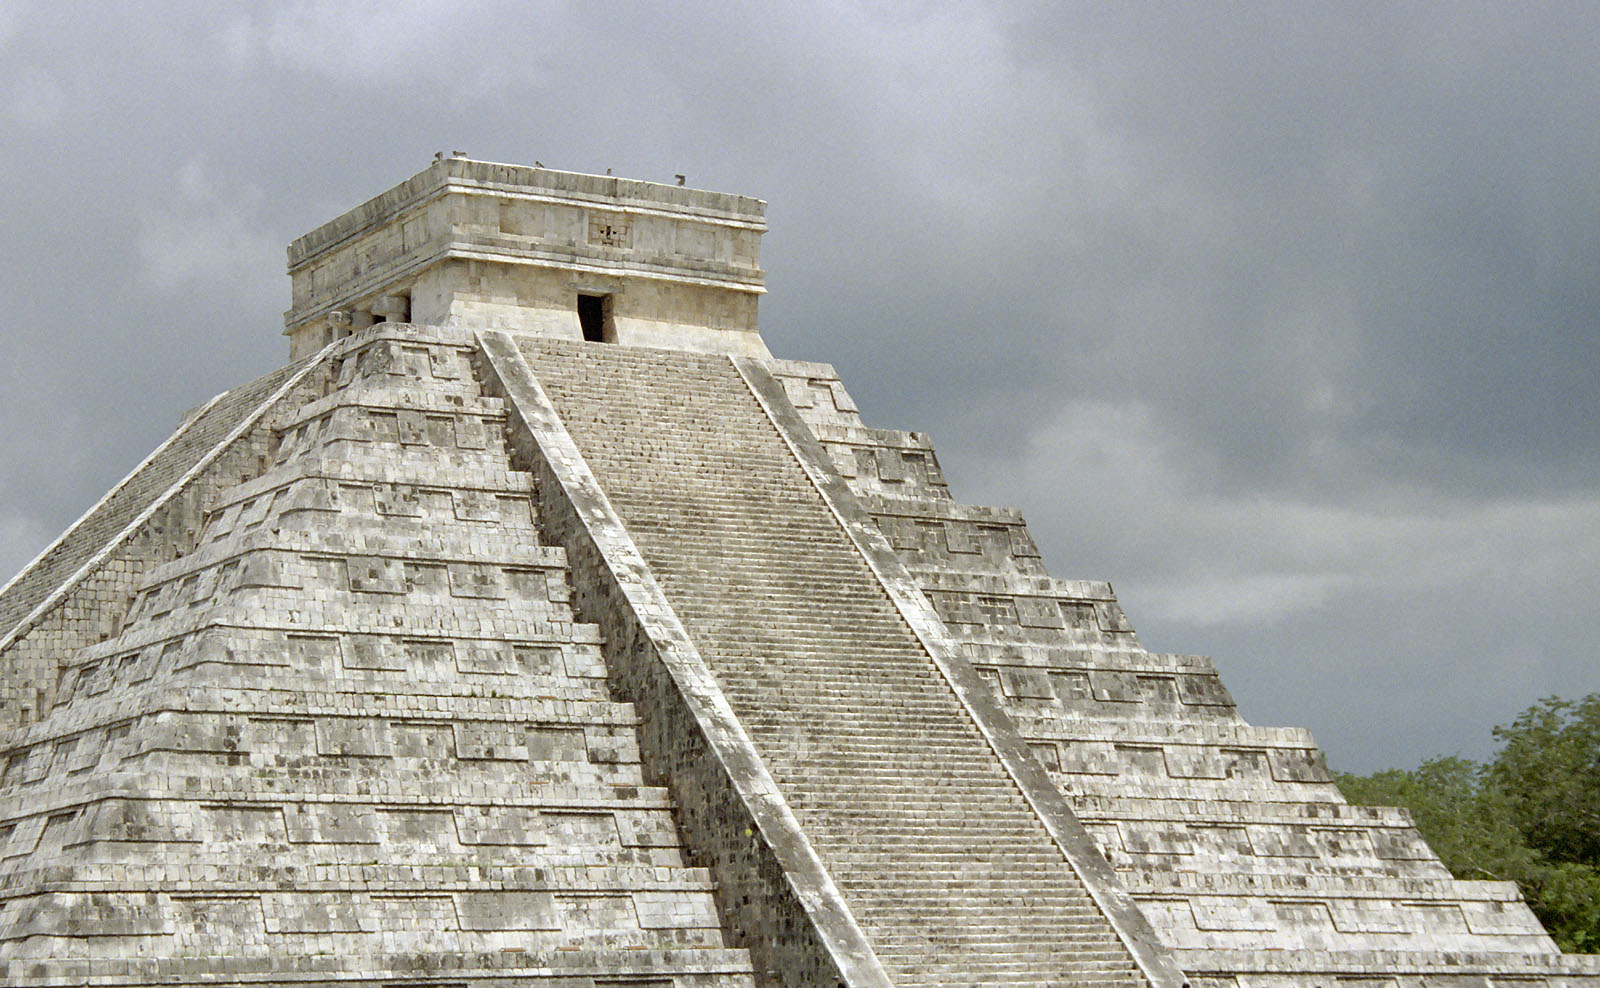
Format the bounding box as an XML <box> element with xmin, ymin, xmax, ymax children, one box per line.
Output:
<box><xmin>0</xmin><ymin>158</ymin><xmax>1594</xmax><ymax>987</ymax></box>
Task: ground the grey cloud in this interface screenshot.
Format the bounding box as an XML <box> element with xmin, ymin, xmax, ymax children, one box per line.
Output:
<box><xmin>1</xmin><ymin>1</ymin><xmax>1596</xmax><ymax>771</ymax></box>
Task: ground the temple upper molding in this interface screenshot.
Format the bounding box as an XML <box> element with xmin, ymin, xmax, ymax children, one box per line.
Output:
<box><xmin>284</xmin><ymin>156</ymin><xmax>770</xmax><ymax>359</ymax></box>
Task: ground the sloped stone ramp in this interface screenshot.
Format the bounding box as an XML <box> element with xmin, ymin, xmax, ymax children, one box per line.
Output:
<box><xmin>502</xmin><ymin>335</ymin><xmax>1181</xmax><ymax>988</ymax></box>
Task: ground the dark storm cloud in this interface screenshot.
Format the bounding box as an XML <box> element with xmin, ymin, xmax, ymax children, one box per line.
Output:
<box><xmin>1</xmin><ymin>1</ymin><xmax>1596</xmax><ymax>770</ymax></box>
<box><xmin>989</xmin><ymin>3</ymin><xmax>1600</xmax><ymax>489</ymax></box>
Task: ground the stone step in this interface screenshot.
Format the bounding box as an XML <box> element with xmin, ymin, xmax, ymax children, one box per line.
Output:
<box><xmin>526</xmin><ymin>338</ymin><xmax>1149</xmax><ymax>985</ymax></box>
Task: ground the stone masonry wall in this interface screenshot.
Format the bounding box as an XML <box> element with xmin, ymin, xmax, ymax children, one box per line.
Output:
<box><xmin>0</xmin><ymin>325</ymin><xmax>755</xmax><ymax>985</ymax></box>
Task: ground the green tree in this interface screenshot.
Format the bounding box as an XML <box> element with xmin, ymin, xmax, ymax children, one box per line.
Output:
<box><xmin>1335</xmin><ymin>694</ymin><xmax>1600</xmax><ymax>953</ymax></box>
<box><xmin>1335</xmin><ymin>756</ymin><xmax>1535</xmax><ymax>882</ymax></box>
<box><xmin>1490</xmin><ymin>695</ymin><xmax>1600</xmax><ymax>868</ymax></box>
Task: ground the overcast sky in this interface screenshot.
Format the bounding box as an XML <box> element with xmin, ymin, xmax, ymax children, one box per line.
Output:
<box><xmin>2</xmin><ymin>1</ymin><xmax>1596</xmax><ymax>772</ymax></box>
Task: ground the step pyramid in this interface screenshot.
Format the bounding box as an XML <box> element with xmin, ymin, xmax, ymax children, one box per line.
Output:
<box><xmin>0</xmin><ymin>157</ymin><xmax>1595</xmax><ymax>988</ymax></box>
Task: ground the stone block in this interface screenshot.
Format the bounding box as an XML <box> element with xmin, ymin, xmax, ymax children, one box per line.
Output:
<box><xmin>456</xmin><ymin>641</ymin><xmax>515</xmax><ymax>675</ymax></box>
<box><xmin>584</xmin><ymin>725</ymin><xmax>640</xmax><ymax>763</ymax></box>
<box><xmin>262</xmin><ymin>892</ymin><xmax>362</xmax><ymax>933</ymax></box>
<box><xmin>999</xmin><ymin>666</ymin><xmax>1054</xmax><ymax>699</ymax></box>
<box><xmin>199</xmin><ymin>804</ymin><xmax>288</xmax><ymax>844</ymax></box>
<box><xmin>347</xmin><ymin>556</ymin><xmax>405</xmax><ymax>593</ymax></box>
<box><xmin>452</xmin><ymin>722</ymin><xmax>527</xmax><ymax>760</ymax></box>
<box><xmin>455</xmin><ymin>890</ymin><xmax>559</xmax><ymax>931</ymax></box>
<box><xmin>454</xmin><ymin>805</ymin><xmax>545</xmax><ymax>845</ymax></box>
<box><xmin>1249</xmin><ymin>826</ymin><xmax>1319</xmax><ymax>858</ymax></box>
<box><xmin>236</xmin><ymin>550</ymin><xmax>302</xmax><ymax>589</ymax></box>
<box><xmin>390</xmin><ymin>720</ymin><xmax>454</xmax><ymax>759</ymax></box>
<box><xmin>284</xmin><ymin>802</ymin><xmax>380</xmax><ymax>843</ymax></box>
<box><xmin>343</xmin><ymin>634</ymin><xmax>405</xmax><ymax>671</ymax></box>
<box><xmin>314</xmin><ymin>718</ymin><xmax>391</xmax><ymax>757</ymax></box>
<box><xmin>379</xmin><ymin>808</ymin><xmax>457</xmax><ymax>847</ymax></box>
<box><xmin>543</xmin><ymin>811</ymin><xmax>622</xmax><ymax>848</ymax></box>
<box><xmin>373</xmin><ymin>482</ymin><xmax>422</xmax><ymax>516</ymax></box>
<box><xmin>634</xmin><ymin>890</ymin><xmax>719</xmax><ymax>929</ymax></box>
<box><xmin>448</xmin><ymin>562</ymin><xmax>505</xmax><ymax>598</ymax></box>
<box><xmin>526</xmin><ymin>726</ymin><xmax>589</xmax><ymax>762</ymax></box>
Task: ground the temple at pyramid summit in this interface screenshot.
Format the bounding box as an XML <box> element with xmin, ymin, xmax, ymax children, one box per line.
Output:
<box><xmin>1</xmin><ymin>157</ymin><xmax>1596</xmax><ymax>988</ymax></box>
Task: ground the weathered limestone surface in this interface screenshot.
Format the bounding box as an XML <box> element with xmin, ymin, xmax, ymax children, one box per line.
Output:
<box><xmin>2</xmin><ymin>159</ymin><xmax>1596</xmax><ymax>987</ymax></box>
<box><xmin>0</xmin><ymin>325</ymin><xmax>753</xmax><ymax>986</ymax></box>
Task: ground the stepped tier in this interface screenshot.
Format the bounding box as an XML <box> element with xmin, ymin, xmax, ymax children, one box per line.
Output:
<box><xmin>0</xmin><ymin>327</ymin><xmax>754</xmax><ymax>987</ymax></box>
<box><xmin>768</xmin><ymin>357</ymin><xmax>1600</xmax><ymax>986</ymax></box>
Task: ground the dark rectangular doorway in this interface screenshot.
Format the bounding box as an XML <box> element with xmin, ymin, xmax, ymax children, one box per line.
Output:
<box><xmin>578</xmin><ymin>294</ymin><xmax>612</xmax><ymax>342</ymax></box>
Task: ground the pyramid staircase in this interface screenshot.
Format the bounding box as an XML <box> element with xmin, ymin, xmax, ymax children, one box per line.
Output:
<box><xmin>505</xmin><ymin>337</ymin><xmax>1174</xmax><ymax>988</ymax></box>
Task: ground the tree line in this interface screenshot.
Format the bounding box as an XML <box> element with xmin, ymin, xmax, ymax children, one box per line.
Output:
<box><xmin>1335</xmin><ymin>694</ymin><xmax>1600</xmax><ymax>952</ymax></box>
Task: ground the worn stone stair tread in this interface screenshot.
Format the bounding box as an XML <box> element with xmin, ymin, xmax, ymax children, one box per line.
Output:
<box><xmin>525</xmin><ymin>337</ymin><xmax>1162</xmax><ymax>986</ymax></box>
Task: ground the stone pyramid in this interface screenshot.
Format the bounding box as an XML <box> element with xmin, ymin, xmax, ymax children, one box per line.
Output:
<box><xmin>0</xmin><ymin>157</ymin><xmax>1594</xmax><ymax>988</ymax></box>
